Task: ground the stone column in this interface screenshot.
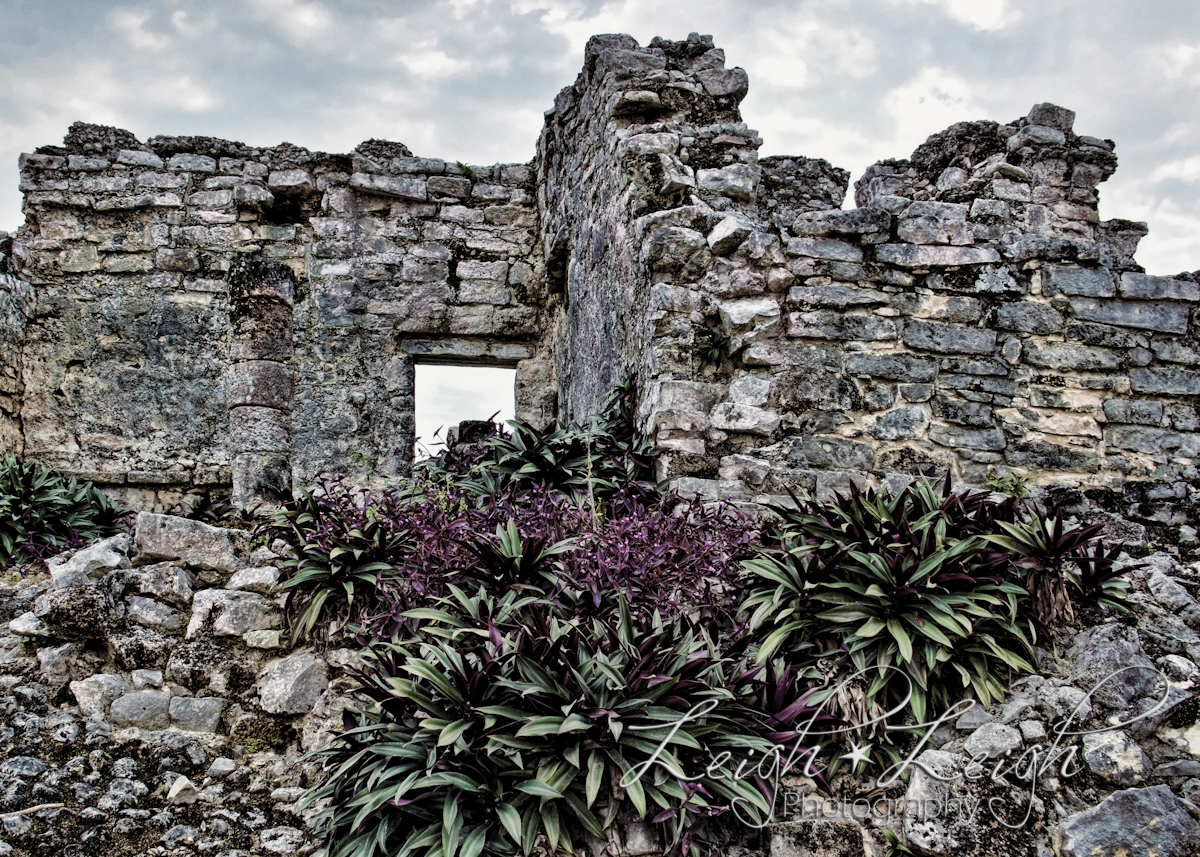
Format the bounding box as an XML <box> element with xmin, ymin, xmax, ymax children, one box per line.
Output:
<box><xmin>226</xmin><ymin>258</ymin><xmax>295</xmax><ymax>510</ymax></box>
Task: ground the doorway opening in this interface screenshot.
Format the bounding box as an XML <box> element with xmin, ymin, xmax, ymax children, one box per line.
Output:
<box><xmin>413</xmin><ymin>364</ymin><xmax>516</xmax><ymax>459</ymax></box>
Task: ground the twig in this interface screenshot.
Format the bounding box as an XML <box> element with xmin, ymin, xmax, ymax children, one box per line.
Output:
<box><xmin>0</xmin><ymin>802</ymin><xmax>64</xmax><ymax>819</ymax></box>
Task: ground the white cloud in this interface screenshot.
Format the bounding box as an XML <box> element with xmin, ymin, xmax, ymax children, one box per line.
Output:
<box><xmin>110</xmin><ymin>7</ymin><xmax>172</xmax><ymax>51</ymax></box>
<box><xmin>414</xmin><ymin>364</ymin><xmax>515</xmax><ymax>452</ymax></box>
<box><xmin>251</xmin><ymin>0</ymin><xmax>333</xmax><ymax>44</ymax></box>
<box><xmin>1158</xmin><ymin>42</ymin><xmax>1200</xmax><ymax>85</ymax></box>
<box><xmin>1151</xmin><ymin>155</ymin><xmax>1200</xmax><ymax>184</ymax></box>
<box><xmin>895</xmin><ymin>0</ymin><xmax>1020</xmax><ymax>31</ymax></box>
<box><xmin>884</xmin><ymin>66</ymin><xmax>983</xmax><ymax>150</ymax></box>
<box><xmin>752</xmin><ymin>15</ymin><xmax>878</xmax><ymax>90</ymax></box>
<box><xmin>400</xmin><ymin>48</ymin><xmax>475</xmax><ymax>79</ymax></box>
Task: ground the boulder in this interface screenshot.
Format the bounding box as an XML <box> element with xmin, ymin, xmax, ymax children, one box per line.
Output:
<box><xmin>47</xmin><ymin>534</ymin><xmax>131</xmax><ymax>590</ymax></box>
<box><xmin>1068</xmin><ymin>623</ymin><xmax>1157</xmax><ymax>709</ymax></box>
<box><xmin>1059</xmin><ymin>785</ymin><xmax>1199</xmax><ymax>857</ymax></box>
<box><xmin>134</xmin><ymin>512</ymin><xmax>247</xmax><ymax>573</ymax></box>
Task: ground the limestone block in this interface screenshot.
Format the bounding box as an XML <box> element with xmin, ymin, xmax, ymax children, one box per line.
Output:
<box><xmin>1071</xmin><ymin>298</ymin><xmax>1189</xmax><ymax>334</ymax></box>
<box><xmin>70</xmin><ymin>673</ymin><xmax>126</xmax><ymax>717</ymax></box>
<box><xmin>728</xmin><ymin>375</ymin><xmax>771</xmax><ymax>407</ymax></box>
<box><xmin>188</xmin><ymin>588</ymin><xmax>280</xmax><ymax>638</ymax></box>
<box><xmin>1068</xmin><ymin>623</ymin><xmax>1157</xmax><ymax>709</ymax></box>
<box><xmin>170</xmin><ymin>696</ymin><xmax>226</xmax><ymax>732</ymax></box>
<box><xmin>995</xmin><ymin>300</ymin><xmax>1064</xmax><ymax>334</ymax></box>
<box><xmin>1131</xmin><ymin>367</ymin><xmax>1200</xmax><ymax>396</ymax></box>
<box><xmin>110</xmin><ymin>690</ymin><xmax>172</xmax><ymax>729</ymax></box>
<box><xmin>1024</xmin><ymin>342</ymin><xmax>1120</xmax><ymax>371</ymax></box>
<box><xmin>226</xmin><ymin>566</ymin><xmax>280</xmax><ymax>594</ymax></box>
<box><xmin>1119</xmin><ymin>272</ymin><xmax>1199</xmax><ymax>301</ymax></box>
<box><xmin>131</xmin><ymin>669</ymin><xmax>163</xmax><ymax>689</ymax></box>
<box><xmin>257</xmin><ymin>652</ymin><xmax>329</xmax><ymax>715</ymax></box>
<box><xmin>695</xmin><ymin>163</ymin><xmax>758</xmax><ymax>201</ymax></box>
<box><xmin>929</xmin><ymin>423</ymin><xmax>1006</xmax><ymax>451</ymax></box>
<box><xmin>134</xmin><ymin>512</ymin><xmax>247</xmax><ymax>572</ymax></box>
<box><xmin>33</xmin><ymin>583</ymin><xmax>115</xmax><ymax>640</ymax></box>
<box><xmin>1059</xmin><ymin>786</ymin><xmax>1198</xmax><ymax>857</ymax></box>
<box><xmin>709</xmin><ymin>402</ymin><xmax>779</xmax><ymax>436</ymax></box>
<box><xmin>694</xmin><ymin>66</ymin><xmax>748</xmax><ymax>99</ymax></box>
<box><xmin>866</xmin><ymin>406</ymin><xmax>929</xmax><ymax>440</ymax></box>
<box><xmin>116</xmin><ymin>150</ymin><xmax>164</xmax><ymax>168</ymax></box>
<box><xmin>47</xmin><ymin>533</ymin><xmax>131</xmax><ymax>590</ymax></box>
<box><xmin>791</xmin><ymin>207</ymin><xmax>890</xmax><ymax>236</ymax></box>
<box><xmin>902</xmin><ymin>320</ymin><xmax>996</xmax><ymax>355</ymax></box>
<box><xmin>230</xmin><ymin>406</ymin><xmax>291</xmax><ymax>454</ymax></box>
<box><xmin>268</xmin><ymin>169</ymin><xmax>315</xmax><ymax>191</ymax></box>
<box><xmin>131</xmin><ymin>564</ymin><xmax>194</xmax><ymax>607</ymax></box>
<box><xmin>260</xmin><ymin>827</ymin><xmax>308</xmax><ymax>855</ymax></box>
<box><xmin>874</xmin><ymin>245</ymin><xmax>1000</xmax><ymax>266</ymax></box>
<box><xmin>234</xmin><ymin>183</ymin><xmax>274</xmax><ymax>205</ymax></box>
<box><xmin>169</xmin><ymin>153</ymin><xmax>216</xmax><ymax>172</ymax></box>
<box><xmin>785</xmin><ymin>237</ymin><xmax>862</xmax><ymax>262</ymax></box>
<box><xmin>1042</xmin><ymin>265</ymin><xmax>1115</xmax><ymax>297</ymax></box>
<box><xmin>1081</xmin><ymin>731</ymin><xmax>1151</xmax><ymax>786</ymax></box>
<box><xmin>788</xmin><ymin>310</ymin><xmax>895</xmax><ymax>341</ymax></box>
<box><xmin>789</xmin><ymin>284</ymin><xmax>888</xmax><ymax>310</ymax></box>
<box><xmin>707</xmin><ymin>214</ymin><xmax>753</xmax><ymax>255</ymax></box>
<box><xmin>127</xmin><ymin>595</ymin><xmax>183</xmax><ymax>631</ymax></box>
<box><xmin>225</xmin><ymin>360</ymin><xmax>293</xmax><ymax>410</ymax></box>
<box><xmin>844</xmin><ymin>352</ymin><xmax>938</xmax><ymax>382</ymax></box>
<box><xmin>790</xmin><ymin>435</ymin><xmax>874</xmax><ymax>470</ymax></box>
<box><xmin>963</xmin><ymin>722</ymin><xmax>1022</xmax><ymax>759</ymax></box>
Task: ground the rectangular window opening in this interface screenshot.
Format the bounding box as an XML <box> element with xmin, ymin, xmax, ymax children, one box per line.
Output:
<box><xmin>414</xmin><ymin>363</ymin><xmax>516</xmax><ymax>459</ymax></box>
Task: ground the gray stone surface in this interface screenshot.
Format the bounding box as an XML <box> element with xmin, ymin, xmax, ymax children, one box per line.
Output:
<box><xmin>257</xmin><ymin>652</ymin><xmax>329</xmax><ymax>714</ymax></box>
<box><xmin>135</xmin><ymin>513</ymin><xmax>246</xmax><ymax>573</ymax></box>
<box><xmin>46</xmin><ymin>534</ymin><xmax>131</xmax><ymax>590</ymax></box>
<box><xmin>109</xmin><ymin>690</ymin><xmax>172</xmax><ymax>729</ymax></box>
<box><xmin>69</xmin><ymin>673</ymin><xmax>125</xmax><ymax>716</ymax></box>
<box><xmin>1059</xmin><ymin>785</ymin><xmax>1199</xmax><ymax>857</ymax></box>
<box><xmin>187</xmin><ymin>588</ymin><xmax>279</xmax><ymax>638</ymax></box>
<box><xmin>169</xmin><ymin>696</ymin><xmax>226</xmax><ymax>732</ymax></box>
<box><xmin>963</xmin><ymin>722</ymin><xmax>1022</xmax><ymax>759</ymax></box>
<box><xmin>1068</xmin><ymin>623</ymin><xmax>1158</xmax><ymax>709</ymax></box>
<box><xmin>1081</xmin><ymin>730</ymin><xmax>1151</xmax><ymax>786</ymax></box>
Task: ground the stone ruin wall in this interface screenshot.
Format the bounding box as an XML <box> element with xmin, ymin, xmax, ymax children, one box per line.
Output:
<box><xmin>1</xmin><ymin>32</ymin><xmax>1198</xmax><ymax>536</ymax></box>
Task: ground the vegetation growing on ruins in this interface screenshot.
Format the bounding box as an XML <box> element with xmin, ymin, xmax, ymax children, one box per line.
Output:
<box><xmin>251</xmin><ymin>383</ymin><xmax>1135</xmax><ymax>857</ymax></box>
<box><xmin>0</xmin><ymin>454</ymin><xmax>127</xmax><ymax>572</ymax></box>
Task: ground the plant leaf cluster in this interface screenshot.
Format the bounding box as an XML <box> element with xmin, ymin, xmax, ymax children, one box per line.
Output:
<box><xmin>0</xmin><ymin>455</ymin><xmax>127</xmax><ymax>572</ymax></box>
<box><xmin>741</xmin><ymin>477</ymin><xmax>1132</xmax><ymax>742</ymax></box>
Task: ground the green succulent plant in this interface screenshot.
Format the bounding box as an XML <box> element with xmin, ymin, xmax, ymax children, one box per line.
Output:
<box><xmin>0</xmin><ymin>455</ymin><xmax>126</xmax><ymax>571</ymax></box>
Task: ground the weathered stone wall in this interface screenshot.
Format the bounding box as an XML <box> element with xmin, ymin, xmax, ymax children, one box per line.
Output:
<box><xmin>0</xmin><ymin>269</ymin><xmax>33</xmax><ymax>459</ymax></box>
<box><xmin>0</xmin><ymin>515</ymin><xmax>345</xmax><ymax>855</ymax></box>
<box><xmin>7</xmin><ymin>127</ymin><xmax>547</xmax><ymax>504</ymax></box>
<box><xmin>2</xmin><ymin>33</ymin><xmax>1197</xmax><ymax>529</ymax></box>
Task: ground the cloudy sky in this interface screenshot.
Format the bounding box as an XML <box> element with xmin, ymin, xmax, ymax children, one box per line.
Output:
<box><xmin>1</xmin><ymin>0</ymin><xmax>1197</xmax><ymax>437</ymax></box>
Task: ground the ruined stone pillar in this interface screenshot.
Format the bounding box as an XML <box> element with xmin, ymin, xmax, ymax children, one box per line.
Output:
<box><xmin>226</xmin><ymin>258</ymin><xmax>295</xmax><ymax>510</ymax></box>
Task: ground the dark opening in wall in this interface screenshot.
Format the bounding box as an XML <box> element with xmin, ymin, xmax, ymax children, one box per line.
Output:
<box><xmin>259</xmin><ymin>197</ymin><xmax>306</xmax><ymax>226</ymax></box>
<box><xmin>414</xmin><ymin>364</ymin><xmax>516</xmax><ymax>456</ymax></box>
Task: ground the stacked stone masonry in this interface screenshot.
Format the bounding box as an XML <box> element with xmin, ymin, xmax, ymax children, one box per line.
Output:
<box><xmin>1</xmin><ymin>33</ymin><xmax>1198</xmax><ymax>536</ymax></box>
